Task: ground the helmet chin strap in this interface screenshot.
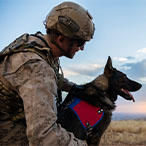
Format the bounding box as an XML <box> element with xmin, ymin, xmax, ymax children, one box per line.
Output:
<box><xmin>53</xmin><ymin>41</ymin><xmax>66</xmax><ymax>53</ymax></box>
<box><xmin>65</xmin><ymin>41</ymin><xmax>74</xmax><ymax>57</ymax></box>
<box><xmin>53</xmin><ymin>41</ymin><xmax>74</xmax><ymax>58</ymax></box>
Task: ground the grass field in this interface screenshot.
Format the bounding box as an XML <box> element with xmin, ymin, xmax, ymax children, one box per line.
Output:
<box><xmin>99</xmin><ymin>120</ymin><xmax>146</xmax><ymax>146</ymax></box>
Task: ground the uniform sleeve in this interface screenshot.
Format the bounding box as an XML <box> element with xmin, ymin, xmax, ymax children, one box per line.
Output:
<box><xmin>5</xmin><ymin>56</ymin><xmax>87</xmax><ymax>146</ymax></box>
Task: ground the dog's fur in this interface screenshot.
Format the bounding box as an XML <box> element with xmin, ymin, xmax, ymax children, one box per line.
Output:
<box><xmin>57</xmin><ymin>56</ymin><xmax>142</xmax><ymax>145</ymax></box>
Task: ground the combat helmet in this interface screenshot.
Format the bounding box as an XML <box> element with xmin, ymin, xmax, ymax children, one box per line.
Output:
<box><xmin>44</xmin><ymin>1</ymin><xmax>95</xmax><ymax>41</ymax></box>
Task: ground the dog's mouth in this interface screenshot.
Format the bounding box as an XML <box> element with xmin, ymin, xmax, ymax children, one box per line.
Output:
<box><xmin>120</xmin><ymin>88</ymin><xmax>135</xmax><ymax>102</ymax></box>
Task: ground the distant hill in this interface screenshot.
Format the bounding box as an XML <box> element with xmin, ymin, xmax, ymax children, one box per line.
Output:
<box><xmin>112</xmin><ymin>113</ymin><xmax>146</xmax><ymax>121</ymax></box>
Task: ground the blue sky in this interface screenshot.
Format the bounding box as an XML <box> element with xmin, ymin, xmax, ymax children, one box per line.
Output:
<box><xmin>0</xmin><ymin>0</ymin><xmax>146</xmax><ymax>114</ymax></box>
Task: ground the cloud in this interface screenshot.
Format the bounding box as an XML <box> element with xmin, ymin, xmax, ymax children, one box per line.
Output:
<box><xmin>122</xmin><ymin>59</ymin><xmax>146</xmax><ymax>79</ymax></box>
<box><xmin>113</xmin><ymin>56</ymin><xmax>137</xmax><ymax>65</ymax></box>
<box><xmin>139</xmin><ymin>77</ymin><xmax>146</xmax><ymax>84</ymax></box>
<box><xmin>113</xmin><ymin>47</ymin><xmax>146</xmax><ymax>66</ymax></box>
<box><xmin>126</xmin><ymin>56</ymin><xmax>136</xmax><ymax>60</ymax></box>
<box><xmin>63</xmin><ymin>57</ymin><xmax>146</xmax><ymax>85</ymax></box>
<box><xmin>63</xmin><ymin>55</ymin><xmax>146</xmax><ymax>86</ymax></box>
<box><xmin>135</xmin><ymin>48</ymin><xmax>146</xmax><ymax>61</ymax></box>
<box><xmin>111</xmin><ymin>48</ymin><xmax>146</xmax><ymax>84</ymax></box>
<box><xmin>113</xmin><ymin>57</ymin><xmax>128</xmax><ymax>62</ymax></box>
<box><xmin>137</xmin><ymin>48</ymin><xmax>146</xmax><ymax>54</ymax></box>
<box><xmin>63</xmin><ymin>69</ymin><xmax>79</xmax><ymax>77</ymax></box>
<box><xmin>62</xmin><ymin>63</ymin><xmax>105</xmax><ymax>84</ymax></box>
<box><xmin>64</xmin><ymin>63</ymin><xmax>104</xmax><ymax>78</ymax></box>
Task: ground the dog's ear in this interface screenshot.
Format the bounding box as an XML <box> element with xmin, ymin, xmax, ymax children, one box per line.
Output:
<box><xmin>104</xmin><ymin>56</ymin><xmax>114</xmax><ymax>78</ymax></box>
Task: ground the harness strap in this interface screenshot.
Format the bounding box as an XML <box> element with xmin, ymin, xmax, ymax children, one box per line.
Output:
<box><xmin>86</xmin><ymin>122</ymin><xmax>93</xmax><ymax>136</ymax></box>
<box><xmin>30</xmin><ymin>31</ymin><xmax>50</xmax><ymax>48</ymax></box>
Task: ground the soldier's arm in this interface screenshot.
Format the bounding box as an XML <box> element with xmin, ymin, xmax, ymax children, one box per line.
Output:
<box><xmin>5</xmin><ymin>52</ymin><xmax>87</xmax><ymax>146</ymax></box>
<box><xmin>58</xmin><ymin>76</ymin><xmax>75</xmax><ymax>92</ymax></box>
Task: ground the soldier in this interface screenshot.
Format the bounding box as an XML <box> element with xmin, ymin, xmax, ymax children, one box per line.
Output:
<box><xmin>0</xmin><ymin>1</ymin><xmax>94</xmax><ymax>146</ymax></box>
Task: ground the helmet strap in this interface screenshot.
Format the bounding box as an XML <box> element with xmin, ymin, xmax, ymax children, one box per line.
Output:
<box><xmin>53</xmin><ymin>40</ymin><xmax>75</xmax><ymax>58</ymax></box>
<box><xmin>53</xmin><ymin>41</ymin><xmax>66</xmax><ymax>53</ymax></box>
<box><xmin>65</xmin><ymin>41</ymin><xmax>74</xmax><ymax>57</ymax></box>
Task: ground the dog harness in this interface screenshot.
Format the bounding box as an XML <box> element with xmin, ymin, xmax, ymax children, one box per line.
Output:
<box><xmin>68</xmin><ymin>97</ymin><xmax>104</xmax><ymax>130</ymax></box>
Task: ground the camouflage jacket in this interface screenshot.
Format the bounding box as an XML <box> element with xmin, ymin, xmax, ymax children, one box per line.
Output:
<box><xmin>0</xmin><ymin>32</ymin><xmax>87</xmax><ymax>146</ymax></box>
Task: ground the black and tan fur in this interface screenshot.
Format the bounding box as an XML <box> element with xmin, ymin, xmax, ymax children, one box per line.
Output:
<box><xmin>57</xmin><ymin>56</ymin><xmax>142</xmax><ymax>145</ymax></box>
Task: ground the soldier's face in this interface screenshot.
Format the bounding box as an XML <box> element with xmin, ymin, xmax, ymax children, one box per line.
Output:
<box><xmin>63</xmin><ymin>37</ymin><xmax>86</xmax><ymax>59</ymax></box>
<box><xmin>55</xmin><ymin>35</ymin><xmax>86</xmax><ymax>59</ymax></box>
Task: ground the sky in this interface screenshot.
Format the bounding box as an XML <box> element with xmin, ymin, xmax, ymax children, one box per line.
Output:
<box><xmin>0</xmin><ymin>0</ymin><xmax>146</xmax><ymax>114</ymax></box>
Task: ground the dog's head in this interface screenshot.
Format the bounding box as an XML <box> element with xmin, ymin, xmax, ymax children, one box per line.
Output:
<box><xmin>104</xmin><ymin>56</ymin><xmax>142</xmax><ymax>102</ymax></box>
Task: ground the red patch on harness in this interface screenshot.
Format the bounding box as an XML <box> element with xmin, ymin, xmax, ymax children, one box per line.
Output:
<box><xmin>68</xmin><ymin>98</ymin><xmax>104</xmax><ymax>129</ymax></box>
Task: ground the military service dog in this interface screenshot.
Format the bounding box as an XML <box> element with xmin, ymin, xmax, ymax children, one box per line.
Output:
<box><xmin>57</xmin><ymin>56</ymin><xmax>142</xmax><ymax>146</ymax></box>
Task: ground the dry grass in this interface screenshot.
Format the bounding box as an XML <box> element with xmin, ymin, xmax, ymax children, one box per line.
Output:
<box><xmin>99</xmin><ymin>120</ymin><xmax>146</xmax><ymax>146</ymax></box>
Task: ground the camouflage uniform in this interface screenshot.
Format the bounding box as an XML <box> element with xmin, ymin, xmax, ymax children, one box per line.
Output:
<box><xmin>0</xmin><ymin>32</ymin><xmax>87</xmax><ymax>146</ymax></box>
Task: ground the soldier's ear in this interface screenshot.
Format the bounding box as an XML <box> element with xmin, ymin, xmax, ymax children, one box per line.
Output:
<box><xmin>104</xmin><ymin>56</ymin><xmax>113</xmax><ymax>78</ymax></box>
<box><xmin>58</xmin><ymin>35</ymin><xmax>64</xmax><ymax>43</ymax></box>
<box><xmin>55</xmin><ymin>35</ymin><xmax>65</xmax><ymax>49</ymax></box>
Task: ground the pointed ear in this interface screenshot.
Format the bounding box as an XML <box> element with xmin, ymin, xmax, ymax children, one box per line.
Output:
<box><xmin>104</xmin><ymin>56</ymin><xmax>114</xmax><ymax>78</ymax></box>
